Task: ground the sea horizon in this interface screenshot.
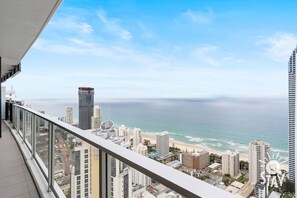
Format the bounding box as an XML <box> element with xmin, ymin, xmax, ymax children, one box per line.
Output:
<box><xmin>23</xmin><ymin>97</ymin><xmax>289</xmax><ymax>163</ymax></box>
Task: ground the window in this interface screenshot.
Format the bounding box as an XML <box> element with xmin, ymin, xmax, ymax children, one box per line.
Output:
<box><xmin>85</xmin><ymin>154</ymin><xmax>88</xmax><ymax>159</ymax></box>
<box><xmin>85</xmin><ymin>169</ymin><xmax>88</xmax><ymax>173</ymax></box>
<box><xmin>85</xmin><ymin>174</ymin><xmax>88</xmax><ymax>179</ymax></box>
<box><xmin>77</xmin><ymin>181</ymin><xmax>80</xmax><ymax>185</ymax></box>
<box><xmin>85</xmin><ymin>159</ymin><xmax>88</xmax><ymax>163</ymax></box>
<box><xmin>85</xmin><ymin>149</ymin><xmax>88</xmax><ymax>153</ymax></box>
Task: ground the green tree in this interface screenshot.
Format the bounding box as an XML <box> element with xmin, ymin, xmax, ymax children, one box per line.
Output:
<box><xmin>281</xmin><ymin>178</ymin><xmax>295</xmax><ymax>195</ymax></box>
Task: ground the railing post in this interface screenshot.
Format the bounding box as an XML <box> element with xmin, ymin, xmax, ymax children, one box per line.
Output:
<box><xmin>16</xmin><ymin>107</ymin><xmax>20</xmax><ymax>133</ymax></box>
<box><xmin>9</xmin><ymin>102</ymin><xmax>12</xmax><ymax>122</ymax></box>
<box><xmin>100</xmin><ymin>150</ymin><xmax>107</xmax><ymax>198</ymax></box>
<box><xmin>48</xmin><ymin>122</ymin><xmax>54</xmax><ymax>192</ymax></box>
<box><xmin>32</xmin><ymin>115</ymin><xmax>36</xmax><ymax>159</ymax></box>
<box><xmin>22</xmin><ymin>110</ymin><xmax>26</xmax><ymax>143</ymax></box>
<box><xmin>5</xmin><ymin>101</ymin><xmax>8</xmax><ymax>121</ymax></box>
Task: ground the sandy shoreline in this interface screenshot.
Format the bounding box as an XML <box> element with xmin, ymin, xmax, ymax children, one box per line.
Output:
<box><xmin>142</xmin><ymin>133</ymin><xmax>288</xmax><ymax>171</ymax></box>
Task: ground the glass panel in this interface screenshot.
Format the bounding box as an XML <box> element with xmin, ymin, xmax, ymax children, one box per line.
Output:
<box><xmin>24</xmin><ymin>111</ymin><xmax>32</xmax><ymax>149</ymax></box>
<box><xmin>53</xmin><ymin>126</ymin><xmax>99</xmax><ymax>198</ymax></box>
<box><xmin>19</xmin><ymin>108</ymin><xmax>23</xmax><ymax>136</ymax></box>
<box><xmin>36</xmin><ymin>117</ymin><xmax>49</xmax><ymax>171</ymax></box>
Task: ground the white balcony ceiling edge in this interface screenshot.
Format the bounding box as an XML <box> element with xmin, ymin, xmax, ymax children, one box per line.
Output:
<box><xmin>0</xmin><ymin>0</ymin><xmax>62</xmax><ymax>82</ymax></box>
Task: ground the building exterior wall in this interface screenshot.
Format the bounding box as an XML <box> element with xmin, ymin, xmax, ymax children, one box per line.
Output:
<box><xmin>71</xmin><ymin>141</ymin><xmax>90</xmax><ymax>198</ymax></box>
<box><xmin>222</xmin><ymin>151</ymin><xmax>239</xmax><ymax>177</ymax></box>
<box><xmin>78</xmin><ymin>87</ymin><xmax>94</xmax><ymax>130</ymax></box>
<box><xmin>90</xmin><ymin>145</ymin><xmax>100</xmax><ymax>198</ymax></box>
<box><xmin>198</xmin><ymin>151</ymin><xmax>209</xmax><ymax>170</ymax></box>
<box><xmin>182</xmin><ymin>151</ymin><xmax>209</xmax><ymax>170</ymax></box>
<box><xmin>182</xmin><ymin>153</ymin><xmax>194</xmax><ymax>169</ymax></box>
<box><xmin>132</xmin><ymin>128</ymin><xmax>142</xmax><ymax>147</ymax></box>
<box><xmin>66</xmin><ymin>107</ymin><xmax>73</xmax><ymax>125</ymax></box>
<box><xmin>248</xmin><ymin>140</ymin><xmax>270</xmax><ymax>184</ymax></box>
<box><xmin>289</xmin><ymin>47</ymin><xmax>296</xmax><ymax>182</ymax></box>
<box><xmin>156</xmin><ymin>132</ymin><xmax>169</xmax><ymax>157</ymax></box>
<box><xmin>132</xmin><ymin>144</ymin><xmax>151</xmax><ymax>187</ymax></box>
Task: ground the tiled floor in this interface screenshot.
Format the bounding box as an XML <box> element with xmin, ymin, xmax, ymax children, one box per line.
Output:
<box><xmin>0</xmin><ymin>122</ymin><xmax>40</xmax><ymax>198</ymax></box>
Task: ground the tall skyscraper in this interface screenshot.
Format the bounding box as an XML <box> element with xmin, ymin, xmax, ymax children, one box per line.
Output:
<box><xmin>78</xmin><ymin>87</ymin><xmax>94</xmax><ymax>130</ymax></box>
<box><xmin>248</xmin><ymin>140</ymin><xmax>270</xmax><ymax>184</ymax></box>
<box><xmin>156</xmin><ymin>131</ymin><xmax>170</xmax><ymax>157</ymax></box>
<box><xmin>66</xmin><ymin>107</ymin><xmax>73</xmax><ymax>125</ymax></box>
<box><xmin>132</xmin><ymin>128</ymin><xmax>142</xmax><ymax>147</ymax></box>
<box><xmin>71</xmin><ymin>141</ymin><xmax>90</xmax><ymax>198</ymax></box>
<box><xmin>91</xmin><ymin>105</ymin><xmax>101</xmax><ymax>129</ymax></box>
<box><xmin>288</xmin><ymin>46</ymin><xmax>297</xmax><ymax>183</ymax></box>
<box><xmin>132</xmin><ymin>143</ymin><xmax>151</xmax><ymax>187</ymax></box>
<box><xmin>222</xmin><ymin>150</ymin><xmax>239</xmax><ymax>177</ymax></box>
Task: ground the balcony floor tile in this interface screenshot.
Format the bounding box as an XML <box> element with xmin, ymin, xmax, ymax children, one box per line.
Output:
<box><xmin>0</xmin><ymin>122</ymin><xmax>40</xmax><ymax>198</ymax></box>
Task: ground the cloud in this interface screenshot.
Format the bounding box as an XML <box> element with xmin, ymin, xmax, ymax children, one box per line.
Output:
<box><xmin>50</xmin><ymin>16</ymin><xmax>93</xmax><ymax>34</ymax></box>
<box><xmin>256</xmin><ymin>32</ymin><xmax>297</xmax><ymax>62</ymax></box>
<box><xmin>192</xmin><ymin>45</ymin><xmax>241</xmax><ymax>66</ymax></box>
<box><xmin>33</xmin><ymin>39</ymin><xmax>112</xmax><ymax>57</ymax></box>
<box><xmin>192</xmin><ymin>45</ymin><xmax>219</xmax><ymax>66</ymax></box>
<box><xmin>138</xmin><ymin>22</ymin><xmax>154</xmax><ymax>39</ymax></box>
<box><xmin>182</xmin><ymin>9</ymin><xmax>212</xmax><ymax>24</ymax></box>
<box><xmin>97</xmin><ymin>10</ymin><xmax>132</xmax><ymax>40</ymax></box>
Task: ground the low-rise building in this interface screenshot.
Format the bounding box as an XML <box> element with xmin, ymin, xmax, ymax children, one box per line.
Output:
<box><xmin>180</xmin><ymin>151</ymin><xmax>209</xmax><ymax>170</ymax></box>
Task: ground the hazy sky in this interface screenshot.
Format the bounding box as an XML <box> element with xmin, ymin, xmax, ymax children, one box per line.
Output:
<box><xmin>4</xmin><ymin>0</ymin><xmax>297</xmax><ymax>100</ymax></box>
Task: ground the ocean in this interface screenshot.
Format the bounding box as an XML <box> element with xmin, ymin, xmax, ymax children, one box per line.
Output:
<box><xmin>26</xmin><ymin>98</ymin><xmax>288</xmax><ymax>162</ymax></box>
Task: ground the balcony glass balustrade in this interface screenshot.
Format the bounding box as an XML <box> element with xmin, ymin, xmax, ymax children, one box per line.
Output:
<box><xmin>4</xmin><ymin>101</ymin><xmax>236</xmax><ymax>198</ymax></box>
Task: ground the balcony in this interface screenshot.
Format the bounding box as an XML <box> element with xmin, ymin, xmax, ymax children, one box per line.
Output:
<box><xmin>0</xmin><ymin>101</ymin><xmax>237</xmax><ymax>198</ymax></box>
<box><xmin>0</xmin><ymin>1</ymin><xmax>240</xmax><ymax>197</ymax></box>
<box><xmin>0</xmin><ymin>120</ymin><xmax>39</xmax><ymax>198</ymax></box>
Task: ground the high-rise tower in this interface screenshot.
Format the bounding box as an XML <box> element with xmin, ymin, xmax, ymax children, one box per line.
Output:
<box><xmin>132</xmin><ymin>128</ymin><xmax>142</xmax><ymax>147</ymax></box>
<box><xmin>156</xmin><ymin>131</ymin><xmax>170</xmax><ymax>157</ymax></box>
<box><xmin>78</xmin><ymin>87</ymin><xmax>94</xmax><ymax>130</ymax></box>
<box><xmin>66</xmin><ymin>107</ymin><xmax>73</xmax><ymax>125</ymax></box>
<box><xmin>222</xmin><ymin>150</ymin><xmax>239</xmax><ymax>178</ymax></box>
<box><xmin>248</xmin><ymin>140</ymin><xmax>270</xmax><ymax>184</ymax></box>
<box><xmin>289</xmin><ymin>47</ymin><xmax>297</xmax><ymax>183</ymax></box>
<box><xmin>91</xmin><ymin>105</ymin><xmax>101</xmax><ymax>129</ymax></box>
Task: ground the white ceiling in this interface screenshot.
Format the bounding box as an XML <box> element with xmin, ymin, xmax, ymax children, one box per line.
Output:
<box><xmin>0</xmin><ymin>0</ymin><xmax>61</xmax><ymax>82</ymax></box>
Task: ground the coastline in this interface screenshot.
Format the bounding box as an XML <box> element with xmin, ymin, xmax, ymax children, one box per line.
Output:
<box><xmin>142</xmin><ymin>132</ymin><xmax>248</xmax><ymax>161</ymax></box>
<box><xmin>142</xmin><ymin>132</ymin><xmax>288</xmax><ymax>171</ymax></box>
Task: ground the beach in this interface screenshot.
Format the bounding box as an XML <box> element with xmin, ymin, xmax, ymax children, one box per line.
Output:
<box><xmin>142</xmin><ymin>133</ymin><xmax>288</xmax><ymax>171</ymax></box>
<box><xmin>142</xmin><ymin>133</ymin><xmax>248</xmax><ymax>161</ymax></box>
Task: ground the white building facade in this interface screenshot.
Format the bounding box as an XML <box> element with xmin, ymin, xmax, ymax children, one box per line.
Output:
<box><xmin>132</xmin><ymin>128</ymin><xmax>142</xmax><ymax>147</ymax></box>
<box><xmin>289</xmin><ymin>47</ymin><xmax>297</xmax><ymax>183</ymax></box>
<box><xmin>222</xmin><ymin>150</ymin><xmax>239</xmax><ymax>177</ymax></box>
<box><xmin>66</xmin><ymin>107</ymin><xmax>73</xmax><ymax>125</ymax></box>
<box><xmin>132</xmin><ymin>143</ymin><xmax>151</xmax><ymax>187</ymax></box>
<box><xmin>91</xmin><ymin>105</ymin><xmax>101</xmax><ymax>129</ymax></box>
<box><xmin>248</xmin><ymin>140</ymin><xmax>270</xmax><ymax>184</ymax></box>
<box><xmin>156</xmin><ymin>131</ymin><xmax>170</xmax><ymax>157</ymax></box>
<box><xmin>71</xmin><ymin>141</ymin><xmax>90</xmax><ymax>198</ymax></box>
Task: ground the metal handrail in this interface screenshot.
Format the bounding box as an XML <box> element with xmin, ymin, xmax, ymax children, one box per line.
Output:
<box><xmin>10</xmin><ymin>103</ymin><xmax>237</xmax><ymax>198</ymax></box>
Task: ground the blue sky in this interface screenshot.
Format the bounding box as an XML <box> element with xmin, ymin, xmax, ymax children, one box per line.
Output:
<box><xmin>4</xmin><ymin>0</ymin><xmax>297</xmax><ymax>100</ymax></box>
